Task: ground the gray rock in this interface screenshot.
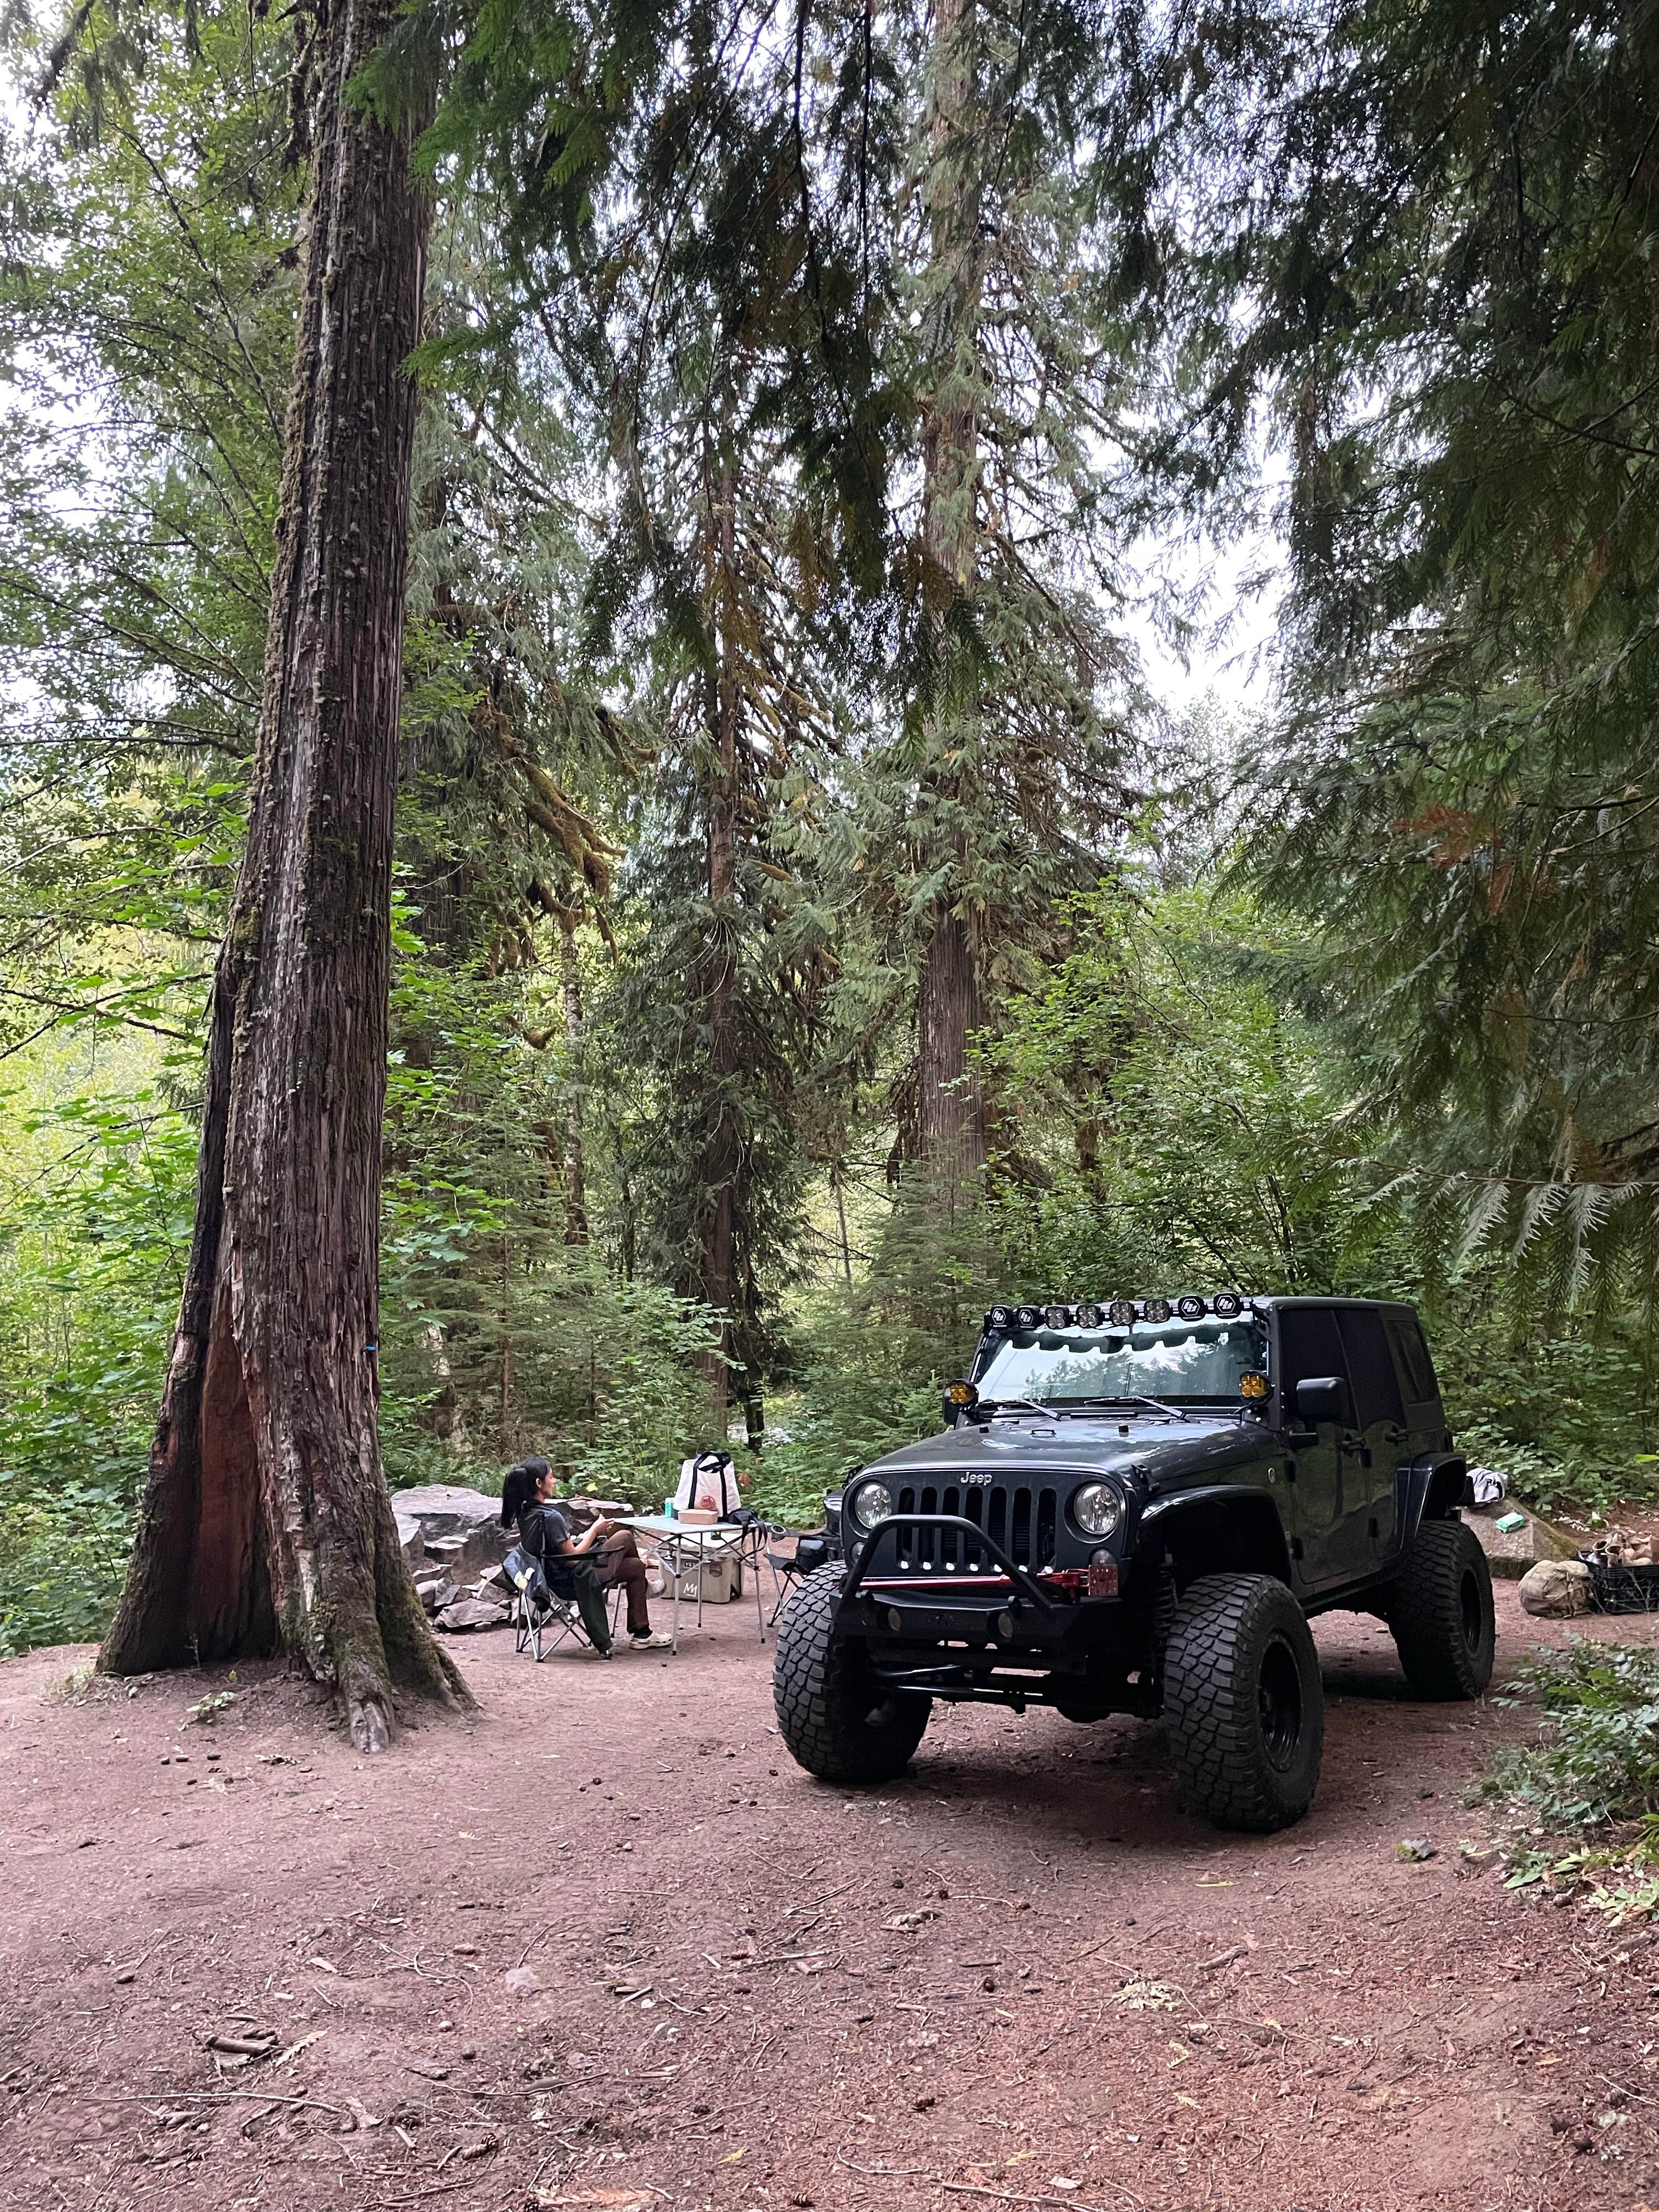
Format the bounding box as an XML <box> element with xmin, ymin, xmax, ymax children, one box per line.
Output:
<box><xmin>1460</xmin><ymin>1504</ymin><xmax>1579</xmax><ymax>1580</ymax></box>
<box><xmin>392</xmin><ymin>1483</ymin><xmax>510</xmax><ymax>1582</ymax></box>
<box><xmin>559</xmin><ymin>1496</ymin><xmax>635</xmax><ymax>1533</ymax></box>
<box><xmin>392</xmin><ymin>1482</ymin><xmax>501</xmax><ymax>1538</ymax></box>
<box><xmin>1518</xmin><ymin>1559</ymin><xmax>1594</xmax><ymax>1618</ymax></box>
<box><xmin>435</xmin><ymin>1595</ymin><xmax>510</xmax><ymax>1633</ymax></box>
<box><xmin>416</xmin><ymin>1577</ymin><xmax>459</xmax><ymax>1615</ymax></box>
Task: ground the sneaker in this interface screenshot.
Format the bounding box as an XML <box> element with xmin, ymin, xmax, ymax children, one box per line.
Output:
<box><xmin>627</xmin><ymin>1631</ymin><xmax>673</xmax><ymax>1651</ymax></box>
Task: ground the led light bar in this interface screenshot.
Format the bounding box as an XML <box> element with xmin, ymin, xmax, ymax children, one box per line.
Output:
<box><xmin>983</xmin><ymin>1291</ymin><xmax>1253</xmax><ymax>1333</ymax></box>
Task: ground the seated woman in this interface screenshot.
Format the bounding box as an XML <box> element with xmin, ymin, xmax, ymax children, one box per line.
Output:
<box><xmin>500</xmin><ymin>1459</ymin><xmax>670</xmax><ymax>1654</ymax></box>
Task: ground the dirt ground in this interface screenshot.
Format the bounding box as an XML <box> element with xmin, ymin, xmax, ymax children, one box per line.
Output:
<box><xmin>3</xmin><ymin>1583</ymin><xmax>1658</xmax><ymax>2212</ymax></box>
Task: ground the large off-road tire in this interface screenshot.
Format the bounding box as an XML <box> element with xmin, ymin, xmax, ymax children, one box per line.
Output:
<box><xmin>1386</xmin><ymin>1517</ymin><xmax>1495</xmax><ymax>1700</ymax></box>
<box><xmin>773</xmin><ymin>1565</ymin><xmax>932</xmax><ymax>1784</ymax></box>
<box><xmin>1162</xmin><ymin>1574</ymin><xmax>1324</xmax><ymax>1832</ymax></box>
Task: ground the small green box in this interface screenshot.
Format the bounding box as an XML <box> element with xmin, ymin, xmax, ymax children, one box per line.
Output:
<box><xmin>1494</xmin><ymin>1510</ymin><xmax>1528</xmax><ymax>1535</ymax></box>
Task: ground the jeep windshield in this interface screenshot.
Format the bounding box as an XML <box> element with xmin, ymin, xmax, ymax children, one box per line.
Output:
<box><xmin>977</xmin><ymin>1316</ymin><xmax>1268</xmax><ymax>1407</ymax></box>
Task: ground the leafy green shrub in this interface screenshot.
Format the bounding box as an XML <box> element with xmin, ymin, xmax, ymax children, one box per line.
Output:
<box><xmin>1487</xmin><ymin>1640</ymin><xmax>1659</xmax><ymax>1833</ymax></box>
<box><xmin>0</xmin><ymin>1079</ymin><xmax>197</xmax><ymax>1655</ymax></box>
<box><xmin>1454</xmin><ymin>1421</ymin><xmax>1640</xmax><ymax>1525</ymax></box>
<box><xmin>746</xmin><ymin>1285</ymin><xmax>949</xmax><ymax>1528</ymax></box>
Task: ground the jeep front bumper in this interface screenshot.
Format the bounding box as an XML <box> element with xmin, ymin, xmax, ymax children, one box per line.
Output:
<box><xmin>836</xmin><ymin>1513</ymin><xmax>1146</xmax><ymax>1710</ymax></box>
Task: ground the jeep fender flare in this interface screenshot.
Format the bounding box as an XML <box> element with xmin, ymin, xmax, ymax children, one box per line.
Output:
<box><xmin>1398</xmin><ymin>1452</ymin><xmax>1467</xmax><ymax>1548</ymax></box>
<box><xmin>1137</xmin><ymin>1486</ymin><xmax>1293</xmax><ymax>1590</ymax></box>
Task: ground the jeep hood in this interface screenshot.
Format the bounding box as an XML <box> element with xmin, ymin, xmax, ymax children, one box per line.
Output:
<box><xmin>862</xmin><ymin>1413</ymin><xmax>1265</xmax><ymax>1492</ymax></box>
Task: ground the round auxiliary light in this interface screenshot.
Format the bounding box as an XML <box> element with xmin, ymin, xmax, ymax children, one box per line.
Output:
<box><xmin>1043</xmin><ymin>1303</ymin><xmax>1071</xmax><ymax>1329</ymax></box>
<box><xmin>1015</xmin><ymin>1305</ymin><xmax>1043</xmax><ymax>1329</ymax></box>
<box><xmin>1142</xmin><ymin>1297</ymin><xmax>1172</xmax><ymax>1325</ymax></box>
<box><xmin>1073</xmin><ymin>1302</ymin><xmax>1103</xmax><ymax>1329</ymax></box>
<box><xmin>1212</xmin><ymin>1291</ymin><xmax>1244</xmax><ymax>1319</ymax></box>
<box><xmin>849</xmin><ymin>1478</ymin><xmax>894</xmax><ymax>1530</ymax></box>
<box><xmin>1072</xmin><ymin>1482</ymin><xmax>1124</xmax><ymax>1539</ymax></box>
<box><xmin>1176</xmin><ymin>1295</ymin><xmax>1207</xmax><ymax>1321</ymax></box>
<box><xmin>986</xmin><ymin>1305</ymin><xmax>1013</xmax><ymax>1330</ymax></box>
<box><xmin>1108</xmin><ymin>1299</ymin><xmax>1137</xmax><ymax>1329</ymax></box>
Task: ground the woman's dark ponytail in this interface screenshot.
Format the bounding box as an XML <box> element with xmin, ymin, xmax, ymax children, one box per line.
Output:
<box><xmin>501</xmin><ymin>1455</ymin><xmax>553</xmax><ymax>1526</ymax></box>
<box><xmin>501</xmin><ymin>1463</ymin><xmax>532</xmax><ymax>1527</ymax></box>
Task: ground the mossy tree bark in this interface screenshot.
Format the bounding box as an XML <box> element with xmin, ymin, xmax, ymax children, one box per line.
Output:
<box><xmin>99</xmin><ymin>0</ymin><xmax>469</xmax><ymax>1746</ymax></box>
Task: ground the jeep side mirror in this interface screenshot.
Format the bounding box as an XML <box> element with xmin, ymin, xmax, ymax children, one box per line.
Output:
<box><xmin>1295</xmin><ymin>1374</ymin><xmax>1353</xmax><ymax>1428</ymax></box>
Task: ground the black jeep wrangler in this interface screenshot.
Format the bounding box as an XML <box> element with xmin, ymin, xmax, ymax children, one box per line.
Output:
<box><xmin>773</xmin><ymin>1295</ymin><xmax>1494</xmax><ymax>1831</ymax></box>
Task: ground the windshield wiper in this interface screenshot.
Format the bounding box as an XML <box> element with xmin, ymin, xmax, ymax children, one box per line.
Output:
<box><xmin>981</xmin><ymin>1395</ymin><xmax>1079</xmax><ymax>1421</ymax></box>
<box><xmin>1070</xmin><ymin>1394</ymin><xmax>1192</xmax><ymax>1423</ymax></box>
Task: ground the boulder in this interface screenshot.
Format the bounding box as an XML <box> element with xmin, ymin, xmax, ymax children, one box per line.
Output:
<box><xmin>559</xmin><ymin>1495</ymin><xmax>635</xmax><ymax>1533</ymax></box>
<box><xmin>435</xmin><ymin>1594</ymin><xmax>510</xmax><ymax>1633</ymax></box>
<box><xmin>1460</xmin><ymin>1504</ymin><xmax>1579</xmax><ymax>1580</ymax></box>
<box><xmin>415</xmin><ymin>1576</ymin><xmax>459</xmax><ymax>1615</ymax></box>
<box><xmin>392</xmin><ymin>1482</ymin><xmax>501</xmax><ymax>1541</ymax></box>
<box><xmin>1518</xmin><ymin>1559</ymin><xmax>1594</xmax><ymax>1618</ymax></box>
<box><xmin>392</xmin><ymin>1484</ymin><xmax>509</xmax><ymax>1582</ymax></box>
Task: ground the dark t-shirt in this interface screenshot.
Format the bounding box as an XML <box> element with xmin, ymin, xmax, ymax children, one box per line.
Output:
<box><xmin>518</xmin><ymin>1503</ymin><xmax>577</xmax><ymax>1598</ymax></box>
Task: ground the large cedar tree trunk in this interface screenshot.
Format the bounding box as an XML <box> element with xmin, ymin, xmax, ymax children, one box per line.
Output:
<box><xmin>100</xmin><ymin>0</ymin><xmax>466</xmax><ymax>1745</ymax></box>
<box><xmin>914</xmin><ymin>0</ymin><xmax>988</xmax><ymax>1193</ymax></box>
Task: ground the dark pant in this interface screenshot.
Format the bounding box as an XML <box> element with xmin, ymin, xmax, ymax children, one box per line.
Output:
<box><xmin>584</xmin><ymin>1531</ymin><xmax>651</xmax><ymax>1641</ymax></box>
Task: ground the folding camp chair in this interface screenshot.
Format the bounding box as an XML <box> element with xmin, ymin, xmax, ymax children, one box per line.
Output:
<box><xmin>765</xmin><ymin>1527</ymin><xmax>828</xmax><ymax>1627</ymax></box>
<box><xmin>505</xmin><ymin>1549</ymin><xmax>622</xmax><ymax>1662</ymax></box>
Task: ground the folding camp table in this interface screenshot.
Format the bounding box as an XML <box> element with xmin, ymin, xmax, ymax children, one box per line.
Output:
<box><xmin>619</xmin><ymin>1516</ymin><xmax>769</xmax><ymax>1654</ymax></box>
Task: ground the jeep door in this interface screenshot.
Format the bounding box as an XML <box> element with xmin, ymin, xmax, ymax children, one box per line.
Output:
<box><xmin>1383</xmin><ymin>1305</ymin><xmax>1446</xmax><ymax>1448</ymax></box>
<box><xmin>1334</xmin><ymin>1306</ymin><xmax>1407</xmax><ymax>1570</ymax></box>
<box><xmin>1272</xmin><ymin>1304</ymin><xmax>1351</xmax><ymax>1590</ymax></box>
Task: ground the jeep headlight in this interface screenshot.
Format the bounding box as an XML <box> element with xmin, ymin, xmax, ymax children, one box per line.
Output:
<box><xmin>1072</xmin><ymin>1482</ymin><xmax>1123</xmax><ymax>1539</ymax></box>
<box><xmin>848</xmin><ymin>1478</ymin><xmax>894</xmax><ymax>1531</ymax></box>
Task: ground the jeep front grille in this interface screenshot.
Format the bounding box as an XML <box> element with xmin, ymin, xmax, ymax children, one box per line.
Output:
<box><xmin>882</xmin><ymin>1481</ymin><xmax>1058</xmax><ymax>1574</ymax></box>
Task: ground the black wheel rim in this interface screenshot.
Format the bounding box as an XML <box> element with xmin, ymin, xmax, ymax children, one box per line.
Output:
<box><xmin>1258</xmin><ymin>1635</ymin><xmax>1304</xmax><ymax>1772</ymax></box>
<box><xmin>1458</xmin><ymin>1569</ymin><xmax>1484</xmax><ymax>1654</ymax></box>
